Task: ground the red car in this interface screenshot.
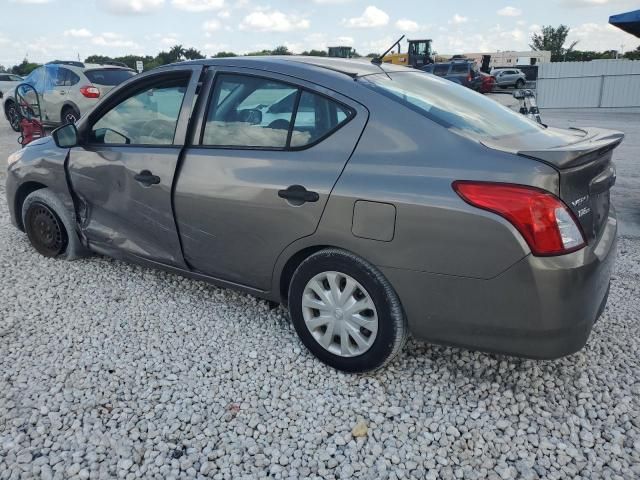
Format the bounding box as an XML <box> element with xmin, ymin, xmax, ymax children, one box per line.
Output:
<box><xmin>479</xmin><ymin>72</ymin><xmax>496</xmax><ymax>93</ymax></box>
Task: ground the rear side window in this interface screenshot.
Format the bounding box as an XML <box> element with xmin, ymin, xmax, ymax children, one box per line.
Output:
<box><xmin>450</xmin><ymin>64</ymin><xmax>468</xmax><ymax>73</ymax></box>
<box><xmin>432</xmin><ymin>64</ymin><xmax>449</xmax><ymax>76</ymax></box>
<box><xmin>53</xmin><ymin>68</ymin><xmax>80</xmax><ymax>87</ymax></box>
<box><xmin>202</xmin><ymin>73</ymin><xmax>353</xmax><ymax>149</ymax></box>
<box><xmin>290</xmin><ymin>91</ymin><xmax>351</xmax><ymax>148</ymax></box>
<box><xmin>85</xmin><ymin>69</ymin><xmax>136</xmax><ymax>86</ymax></box>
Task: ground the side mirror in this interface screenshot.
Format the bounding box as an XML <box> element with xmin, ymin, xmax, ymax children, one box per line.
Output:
<box><xmin>52</xmin><ymin>122</ymin><xmax>78</xmax><ymax>148</ymax></box>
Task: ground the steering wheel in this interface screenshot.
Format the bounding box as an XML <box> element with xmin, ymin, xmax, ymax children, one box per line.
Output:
<box><xmin>141</xmin><ymin>119</ymin><xmax>175</xmax><ymax>142</ymax></box>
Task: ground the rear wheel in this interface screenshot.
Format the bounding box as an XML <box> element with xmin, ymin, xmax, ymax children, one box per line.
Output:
<box><xmin>61</xmin><ymin>106</ymin><xmax>79</xmax><ymax>124</ymax></box>
<box><xmin>6</xmin><ymin>101</ymin><xmax>21</xmax><ymax>132</ymax></box>
<box><xmin>288</xmin><ymin>249</ymin><xmax>407</xmax><ymax>372</ymax></box>
<box><xmin>515</xmin><ymin>79</ymin><xmax>525</xmax><ymax>89</ymax></box>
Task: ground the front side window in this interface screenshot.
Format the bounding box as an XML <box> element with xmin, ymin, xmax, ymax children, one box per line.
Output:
<box><xmin>202</xmin><ymin>73</ymin><xmax>352</xmax><ymax>149</ymax></box>
<box><xmin>450</xmin><ymin>64</ymin><xmax>468</xmax><ymax>74</ymax></box>
<box><xmin>89</xmin><ymin>76</ymin><xmax>188</xmax><ymax>145</ymax></box>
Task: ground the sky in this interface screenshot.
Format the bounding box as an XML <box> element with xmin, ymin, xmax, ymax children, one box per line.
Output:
<box><xmin>1</xmin><ymin>0</ymin><xmax>639</xmax><ymax>68</ymax></box>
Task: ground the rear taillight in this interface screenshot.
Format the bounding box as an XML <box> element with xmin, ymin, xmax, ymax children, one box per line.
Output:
<box><xmin>80</xmin><ymin>86</ymin><xmax>100</xmax><ymax>98</ymax></box>
<box><xmin>452</xmin><ymin>181</ymin><xmax>585</xmax><ymax>256</ymax></box>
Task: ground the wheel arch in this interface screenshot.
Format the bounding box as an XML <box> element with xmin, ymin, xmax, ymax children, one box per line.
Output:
<box><xmin>278</xmin><ymin>245</ymin><xmax>331</xmax><ymax>304</ymax></box>
<box><xmin>60</xmin><ymin>101</ymin><xmax>80</xmax><ymax>120</ymax></box>
<box><xmin>14</xmin><ymin>181</ymin><xmax>48</xmax><ymax>231</ymax></box>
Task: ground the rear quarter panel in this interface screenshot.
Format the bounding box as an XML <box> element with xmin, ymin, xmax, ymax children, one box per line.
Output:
<box><xmin>273</xmin><ymin>91</ymin><xmax>560</xmax><ymax>289</ymax></box>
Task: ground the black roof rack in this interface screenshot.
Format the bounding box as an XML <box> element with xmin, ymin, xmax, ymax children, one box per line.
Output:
<box><xmin>46</xmin><ymin>60</ymin><xmax>85</xmax><ymax>68</ymax></box>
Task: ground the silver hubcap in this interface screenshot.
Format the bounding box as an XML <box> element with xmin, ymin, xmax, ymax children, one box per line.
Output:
<box><xmin>302</xmin><ymin>271</ymin><xmax>378</xmax><ymax>357</ymax></box>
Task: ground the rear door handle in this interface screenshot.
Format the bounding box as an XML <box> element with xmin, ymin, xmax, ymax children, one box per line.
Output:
<box><xmin>278</xmin><ymin>185</ymin><xmax>319</xmax><ymax>204</ymax></box>
<box><xmin>134</xmin><ymin>170</ymin><xmax>161</xmax><ymax>187</ymax></box>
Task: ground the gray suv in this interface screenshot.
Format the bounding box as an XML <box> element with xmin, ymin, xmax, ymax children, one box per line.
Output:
<box><xmin>3</xmin><ymin>61</ymin><xmax>135</xmax><ymax>131</ymax></box>
<box><xmin>491</xmin><ymin>68</ymin><xmax>527</xmax><ymax>88</ymax></box>
<box><xmin>5</xmin><ymin>57</ymin><xmax>620</xmax><ymax>372</ymax></box>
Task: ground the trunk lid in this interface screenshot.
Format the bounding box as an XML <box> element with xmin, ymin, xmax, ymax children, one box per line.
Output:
<box><xmin>519</xmin><ymin>127</ymin><xmax>622</xmax><ymax>242</ymax></box>
<box><xmin>484</xmin><ymin>127</ymin><xmax>623</xmax><ymax>242</ymax></box>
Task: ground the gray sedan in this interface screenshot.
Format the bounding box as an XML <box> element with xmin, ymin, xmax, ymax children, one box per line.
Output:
<box><xmin>491</xmin><ymin>68</ymin><xmax>527</xmax><ymax>88</ymax></box>
<box><xmin>5</xmin><ymin>57</ymin><xmax>620</xmax><ymax>372</ymax></box>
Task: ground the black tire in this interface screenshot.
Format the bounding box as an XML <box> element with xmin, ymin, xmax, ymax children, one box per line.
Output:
<box><xmin>288</xmin><ymin>249</ymin><xmax>408</xmax><ymax>373</ymax></box>
<box><xmin>6</xmin><ymin>101</ymin><xmax>21</xmax><ymax>132</ymax></box>
<box><xmin>515</xmin><ymin>79</ymin><xmax>525</xmax><ymax>89</ymax></box>
<box><xmin>21</xmin><ymin>188</ymin><xmax>89</xmax><ymax>260</ymax></box>
<box><xmin>61</xmin><ymin>106</ymin><xmax>80</xmax><ymax>125</ymax></box>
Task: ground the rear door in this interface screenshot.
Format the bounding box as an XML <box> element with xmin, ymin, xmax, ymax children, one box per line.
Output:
<box><xmin>174</xmin><ymin>68</ymin><xmax>368</xmax><ymax>290</ymax></box>
<box><xmin>67</xmin><ymin>66</ymin><xmax>202</xmax><ymax>266</ymax></box>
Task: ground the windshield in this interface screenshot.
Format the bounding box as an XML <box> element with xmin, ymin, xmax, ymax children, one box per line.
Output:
<box><xmin>362</xmin><ymin>71</ymin><xmax>546</xmax><ymax>141</ymax></box>
<box><xmin>84</xmin><ymin>69</ymin><xmax>135</xmax><ymax>86</ymax></box>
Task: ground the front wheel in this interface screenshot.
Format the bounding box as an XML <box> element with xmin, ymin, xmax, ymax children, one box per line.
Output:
<box><xmin>288</xmin><ymin>249</ymin><xmax>407</xmax><ymax>372</ymax></box>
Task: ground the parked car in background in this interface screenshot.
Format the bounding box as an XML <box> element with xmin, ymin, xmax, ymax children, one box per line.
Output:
<box><xmin>3</xmin><ymin>61</ymin><xmax>135</xmax><ymax>131</ymax></box>
<box><xmin>6</xmin><ymin>57</ymin><xmax>620</xmax><ymax>372</ymax></box>
<box><xmin>491</xmin><ymin>68</ymin><xmax>527</xmax><ymax>88</ymax></box>
<box><xmin>422</xmin><ymin>60</ymin><xmax>483</xmax><ymax>91</ymax></box>
<box><xmin>478</xmin><ymin>72</ymin><xmax>496</xmax><ymax>94</ymax></box>
<box><xmin>0</xmin><ymin>73</ymin><xmax>23</xmax><ymax>99</ymax></box>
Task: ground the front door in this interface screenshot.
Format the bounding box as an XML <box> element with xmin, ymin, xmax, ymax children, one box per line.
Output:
<box><xmin>67</xmin><ymin>67</ymin><xmax>201</xmax><ymax>267</ymax></box>
<box><xmin>174</xmin><ymin>69</ymin><xmax>368</xmax><ymax>290</ymax></box>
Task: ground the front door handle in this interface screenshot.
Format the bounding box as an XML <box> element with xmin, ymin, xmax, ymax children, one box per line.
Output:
<box><xmin>278</xmin><ymin>185</ymin><xmax>319</xmax><ymax>205</ymax></box>
<box><xmin>134</xmin><ymin>170</ymin><xmax>161</xmax><ymax>187</ymax></box>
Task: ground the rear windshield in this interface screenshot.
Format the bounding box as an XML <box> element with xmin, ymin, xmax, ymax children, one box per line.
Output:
<box><xmin>84</xmin><ymin>69</ymin><xmax>136</xmax><ymax>86</ymax></box>
<box><xmin>361</xmin><ymin>71</ymin><xmax>544</xmax><ymax>141</ymax></box>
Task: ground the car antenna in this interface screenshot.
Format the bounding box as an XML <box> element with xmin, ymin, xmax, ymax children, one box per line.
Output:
<box><xmin>371</xmin><ymin>35</ymin><xmax>405</xmax><ymax>66</ymax></box>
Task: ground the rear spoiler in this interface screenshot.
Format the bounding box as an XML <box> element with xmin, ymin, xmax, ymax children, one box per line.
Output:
<box><xmin>517</xmin><ymin>128</ymin><xmax>624</xmax><ymax>169</ymax></box>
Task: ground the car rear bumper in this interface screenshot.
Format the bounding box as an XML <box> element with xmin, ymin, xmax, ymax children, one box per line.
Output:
<box><xmin>381</xmin><ymin>210</ymin><xmax>618</xmax><ymax>359</ymax></box>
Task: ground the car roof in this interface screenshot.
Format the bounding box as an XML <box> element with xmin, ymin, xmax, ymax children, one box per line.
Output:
<box><xmin>174</xmin><ymin>56</ymin><xmax>411</xmax><ymax>78</ymax></box>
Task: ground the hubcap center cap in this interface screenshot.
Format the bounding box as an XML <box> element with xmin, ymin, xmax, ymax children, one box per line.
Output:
<box><xmin>334</xmin><ymin>308</ymin><xmax>344</xmax><ymax>320</ymax></box>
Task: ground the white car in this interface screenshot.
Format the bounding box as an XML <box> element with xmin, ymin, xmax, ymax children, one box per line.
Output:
<box><xmin>0</xmin><ymin>73</ymin><xmax>23</xmax><ymax>98</ymax></box>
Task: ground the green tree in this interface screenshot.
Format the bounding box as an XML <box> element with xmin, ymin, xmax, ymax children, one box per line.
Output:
<box><xmin>624</xmin><ymin>46</ymin><xmax>640</xmax><ymax>60</ymax></box>
<box><xmin>245</xmin><ymin>49</ymin><xmax>272</xmax><ymax>56</ymax></box>
<box><xmin>301</xmin><ymin>49</ymin><xmax>327</xmax><ymax>57</ymax></box>
<box><xmin>183</xmin><ymin>48</ymin><xmax>205</xmax><ymax>60</ymax></box>
<box><xmin>365</xmin><ymin>53</ymin><xmax>380</xmax><ymax>58</ymax></box>
<box><xmin>271</xmin><ymin>45</ymin><xmax>292</xmax><ymax>56</ymax></box>
<box><xmin>11</xmin><ymin>59</ymin><xmax>40</xmax><ymax>76</ymax></box>
<box><xmin>212</xmin><ymin>51</ymin><xmax>237</xmax><ymax>58</ymax></box>
<box><xmin>530</xmin><ymin>25</ymin><xmax>578</xmax><ymax>62</ymax></box>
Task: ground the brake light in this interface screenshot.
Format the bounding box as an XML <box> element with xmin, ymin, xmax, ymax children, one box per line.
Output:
<box><xmin>452</xmin><ymin>181</ymin><xmax>585</xmax><ymax>256</ymax></box>
<box><xmin>80</xmin><ymin>86</ymin><xmax>100</xmax><ymax>98</ymax></box>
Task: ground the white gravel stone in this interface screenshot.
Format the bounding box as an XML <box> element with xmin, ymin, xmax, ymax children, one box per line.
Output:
<box><xmin>0</xmin><ymin>149</ymin><xmax>639</xmax><ymax>479</ymax></box>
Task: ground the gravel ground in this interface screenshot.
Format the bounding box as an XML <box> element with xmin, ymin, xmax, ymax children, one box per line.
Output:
<box><xmin>1</xmin><ymin>121</ymin><xmax>640</xmax><ymax>479</ymax></box>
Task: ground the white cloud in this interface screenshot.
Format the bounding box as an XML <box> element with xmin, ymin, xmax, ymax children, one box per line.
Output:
<box><xmin>218</xmin><ymin>9</ymin><xmax>231</xmax><ymax>17</ymax></box>
<box><xmin>240</xmin><ymin>10</ymin><xmax>310</xmax><ymax>32</ymax></box>
<box><xmin>103</xmin><ymin>0</ymin><xmax>164</xmax><ymax>15</ymax></box>
<box><xmin>203</xmin><ymin>19</ymin><xmax>222</xmax><ymax>33</ymax></box>
<box><xmin>313</xmin><ymin>0</ymin><xmax>353</xmax><ymax>3</ymax></box>
<box><xmin>497</xmin><ymin>6</ymin><xmax>522</xmax><ymax>17</ymax></box>
<box><xmin>449</xmin><ymin>14</ymin><xmax>468</xmax><ymax>25</ymax></box>
<box><xmin>395</xmin><ymin>19</ymin><xmax>420</xmax><ymax>32</ymax></box>
<box><xmin>568</xmin><ymin>22</ymin><xmax>640</xmax><ymax>50</ymax></box>
<box><xmin>92</xmin><ymin>32</ymin><xmax>139</xmax><ymax>48</ymax></box>
<box><xmin>529</xmin><ymin>23</ymin><xmax>541</xmax><ymax>32</ymax></box>
<box><xmin>171</xmin><ymin>0</ymin><xmax>224</xmax><ymax>12</ymax></box>
<box><xmin>344</xmin><ymin>6</ymin><xmax>389</xmax><ymax>28</ymax></box>
<box><xmin>561</xmin><ymin>0</ymin><xmax>616</xmax><ymax>6</ymax></box>
<box><xmin>10</xmin><ymin>0</ymin><xmax>53</xmax><ymax>3</ymax></box>
<box><xmin>64</xmin><ymin>28</ymin><xmax>92</xmax><ymax>38</ymax></box>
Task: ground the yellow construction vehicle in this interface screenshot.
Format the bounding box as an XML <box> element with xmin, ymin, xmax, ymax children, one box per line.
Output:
<box><xmin>379</xmin><ymin>35</ymin><xmax>434</xmax><ymax>68</ymax></box>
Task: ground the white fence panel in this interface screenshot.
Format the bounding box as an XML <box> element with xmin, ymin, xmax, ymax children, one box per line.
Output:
<box><xmin>537</xmin><ymin>60</ymin><xmax>640</xmax><ymax>108</ymax></box>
